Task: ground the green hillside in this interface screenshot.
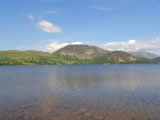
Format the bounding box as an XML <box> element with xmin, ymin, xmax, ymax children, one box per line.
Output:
<box><xmin>0</xmin><ymin>50</ymin><xmax>87</xmax><ymax>65</ymax></box>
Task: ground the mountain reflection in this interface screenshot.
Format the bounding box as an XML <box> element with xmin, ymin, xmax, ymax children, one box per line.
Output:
<box><xmin>45</xmin><ymin>65</ymin><xmax>149</xmax><ymax>92</ymax></box>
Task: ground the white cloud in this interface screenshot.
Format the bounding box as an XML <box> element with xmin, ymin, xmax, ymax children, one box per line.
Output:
<box><xmin>38</xmin><ymin>20</ymin><xmax>63</xmax><ymax>33</ymax></box>
<box><xmin>102</xmin><ymin>40</ymin><xmax>138</xmax><ymax>51</ymax></box>
<box><xmin>27</xmin><ymin>15</ymin><xmax>34</xmax><ymax>21</ymax></box>
<box><xmin>102</xmin><ymin>38</ymin><xmax>160</xmax><ymax>55</ymax></box>
<box><xmin>47</xmin><ymin>41</ymin><xmax>84</xmax><ymax>52</ymax></box>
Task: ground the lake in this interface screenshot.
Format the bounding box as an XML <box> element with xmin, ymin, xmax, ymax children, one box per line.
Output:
<box><xmin>0</xmin><ymin>65</ymin><xmax>160</xmax><ymax>120</ymax></box>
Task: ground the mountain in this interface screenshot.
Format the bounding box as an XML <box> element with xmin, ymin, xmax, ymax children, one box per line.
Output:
<box><xmin>128</xmin><ymin>51</ymin><xmax>158</xmax><ymax>59</ymax></box>
<box><xmin>55</xmin><ymin>44</ymin><xmax>109</xmax><ymax>59</ymax></box>
<box><xmin>55</xmin><ymin>44</ymin><xmax>141</xmax><ymax>63</ymax></box>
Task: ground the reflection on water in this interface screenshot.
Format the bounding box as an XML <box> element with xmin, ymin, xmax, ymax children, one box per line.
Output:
<box><xmin>0</xmin><ymin>65</ymin><xmax>160</xmax><ymax>120</ymax></box>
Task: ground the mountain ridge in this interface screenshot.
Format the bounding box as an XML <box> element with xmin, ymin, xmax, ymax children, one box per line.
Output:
<box><xmin>0</xmin><ymin>44</ymin><xmax>156</xmax><ymax>65</ymax></box>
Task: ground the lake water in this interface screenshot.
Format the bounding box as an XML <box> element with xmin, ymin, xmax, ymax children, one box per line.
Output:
<box><xmin>0</xmin><ymin>65</ymin><xmax>160</xmax><ymax>120</ymax></box>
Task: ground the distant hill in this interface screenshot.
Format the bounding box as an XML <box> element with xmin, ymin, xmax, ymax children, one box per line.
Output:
<box><xmin>55</xmin><ymin>44</ymin><xmax>109</xmax><ymax>59</ymax></box>
<box><xmin>90</xmin><ymin>51</ymin><xmax>141</xmax><ymax>64</ymax></box>
<box><xmin>128</xmin><ymin>51</ymin><xmax>158</xmax><ymax>59</ymax></box>
<box><xmin>153</xmin><ymin>57</ymin><xmax>160</xmax><ymax>63</ymax></box>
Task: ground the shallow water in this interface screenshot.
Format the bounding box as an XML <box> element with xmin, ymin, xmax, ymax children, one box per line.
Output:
<box><xmin>0</xmin><ymin>65</ymin><xmax>160</xmax><ymax>120</ymax></box>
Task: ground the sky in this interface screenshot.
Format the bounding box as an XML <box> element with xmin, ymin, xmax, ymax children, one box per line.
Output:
<box><xmin>1</xmin><ymin>0</ymin><xmax>160</xmax><ymax>54</ymax></box>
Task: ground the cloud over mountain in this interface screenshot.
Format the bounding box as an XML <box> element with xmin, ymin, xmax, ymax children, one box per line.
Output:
<box><xmin>47</xmin><ymin>41</ymin><xmax>84</xmax><ymax>51</ymax></box>
<box><xmin>102</xmin><ymin>38</ymin><xmax>160</xmax><ymax>55</ymax></box>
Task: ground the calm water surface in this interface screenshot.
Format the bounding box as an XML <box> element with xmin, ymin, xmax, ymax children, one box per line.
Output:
<box><xmin>0</xmin><ymin>65</ymin><xmax>160</xmax><ymax>120</ymax></box>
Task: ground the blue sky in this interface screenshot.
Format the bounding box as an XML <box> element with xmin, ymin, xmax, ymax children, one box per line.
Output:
<box><xmin>1</xmin><ymin>0</ymin><xmax>160</xmax><ymax>54</ymax></box>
